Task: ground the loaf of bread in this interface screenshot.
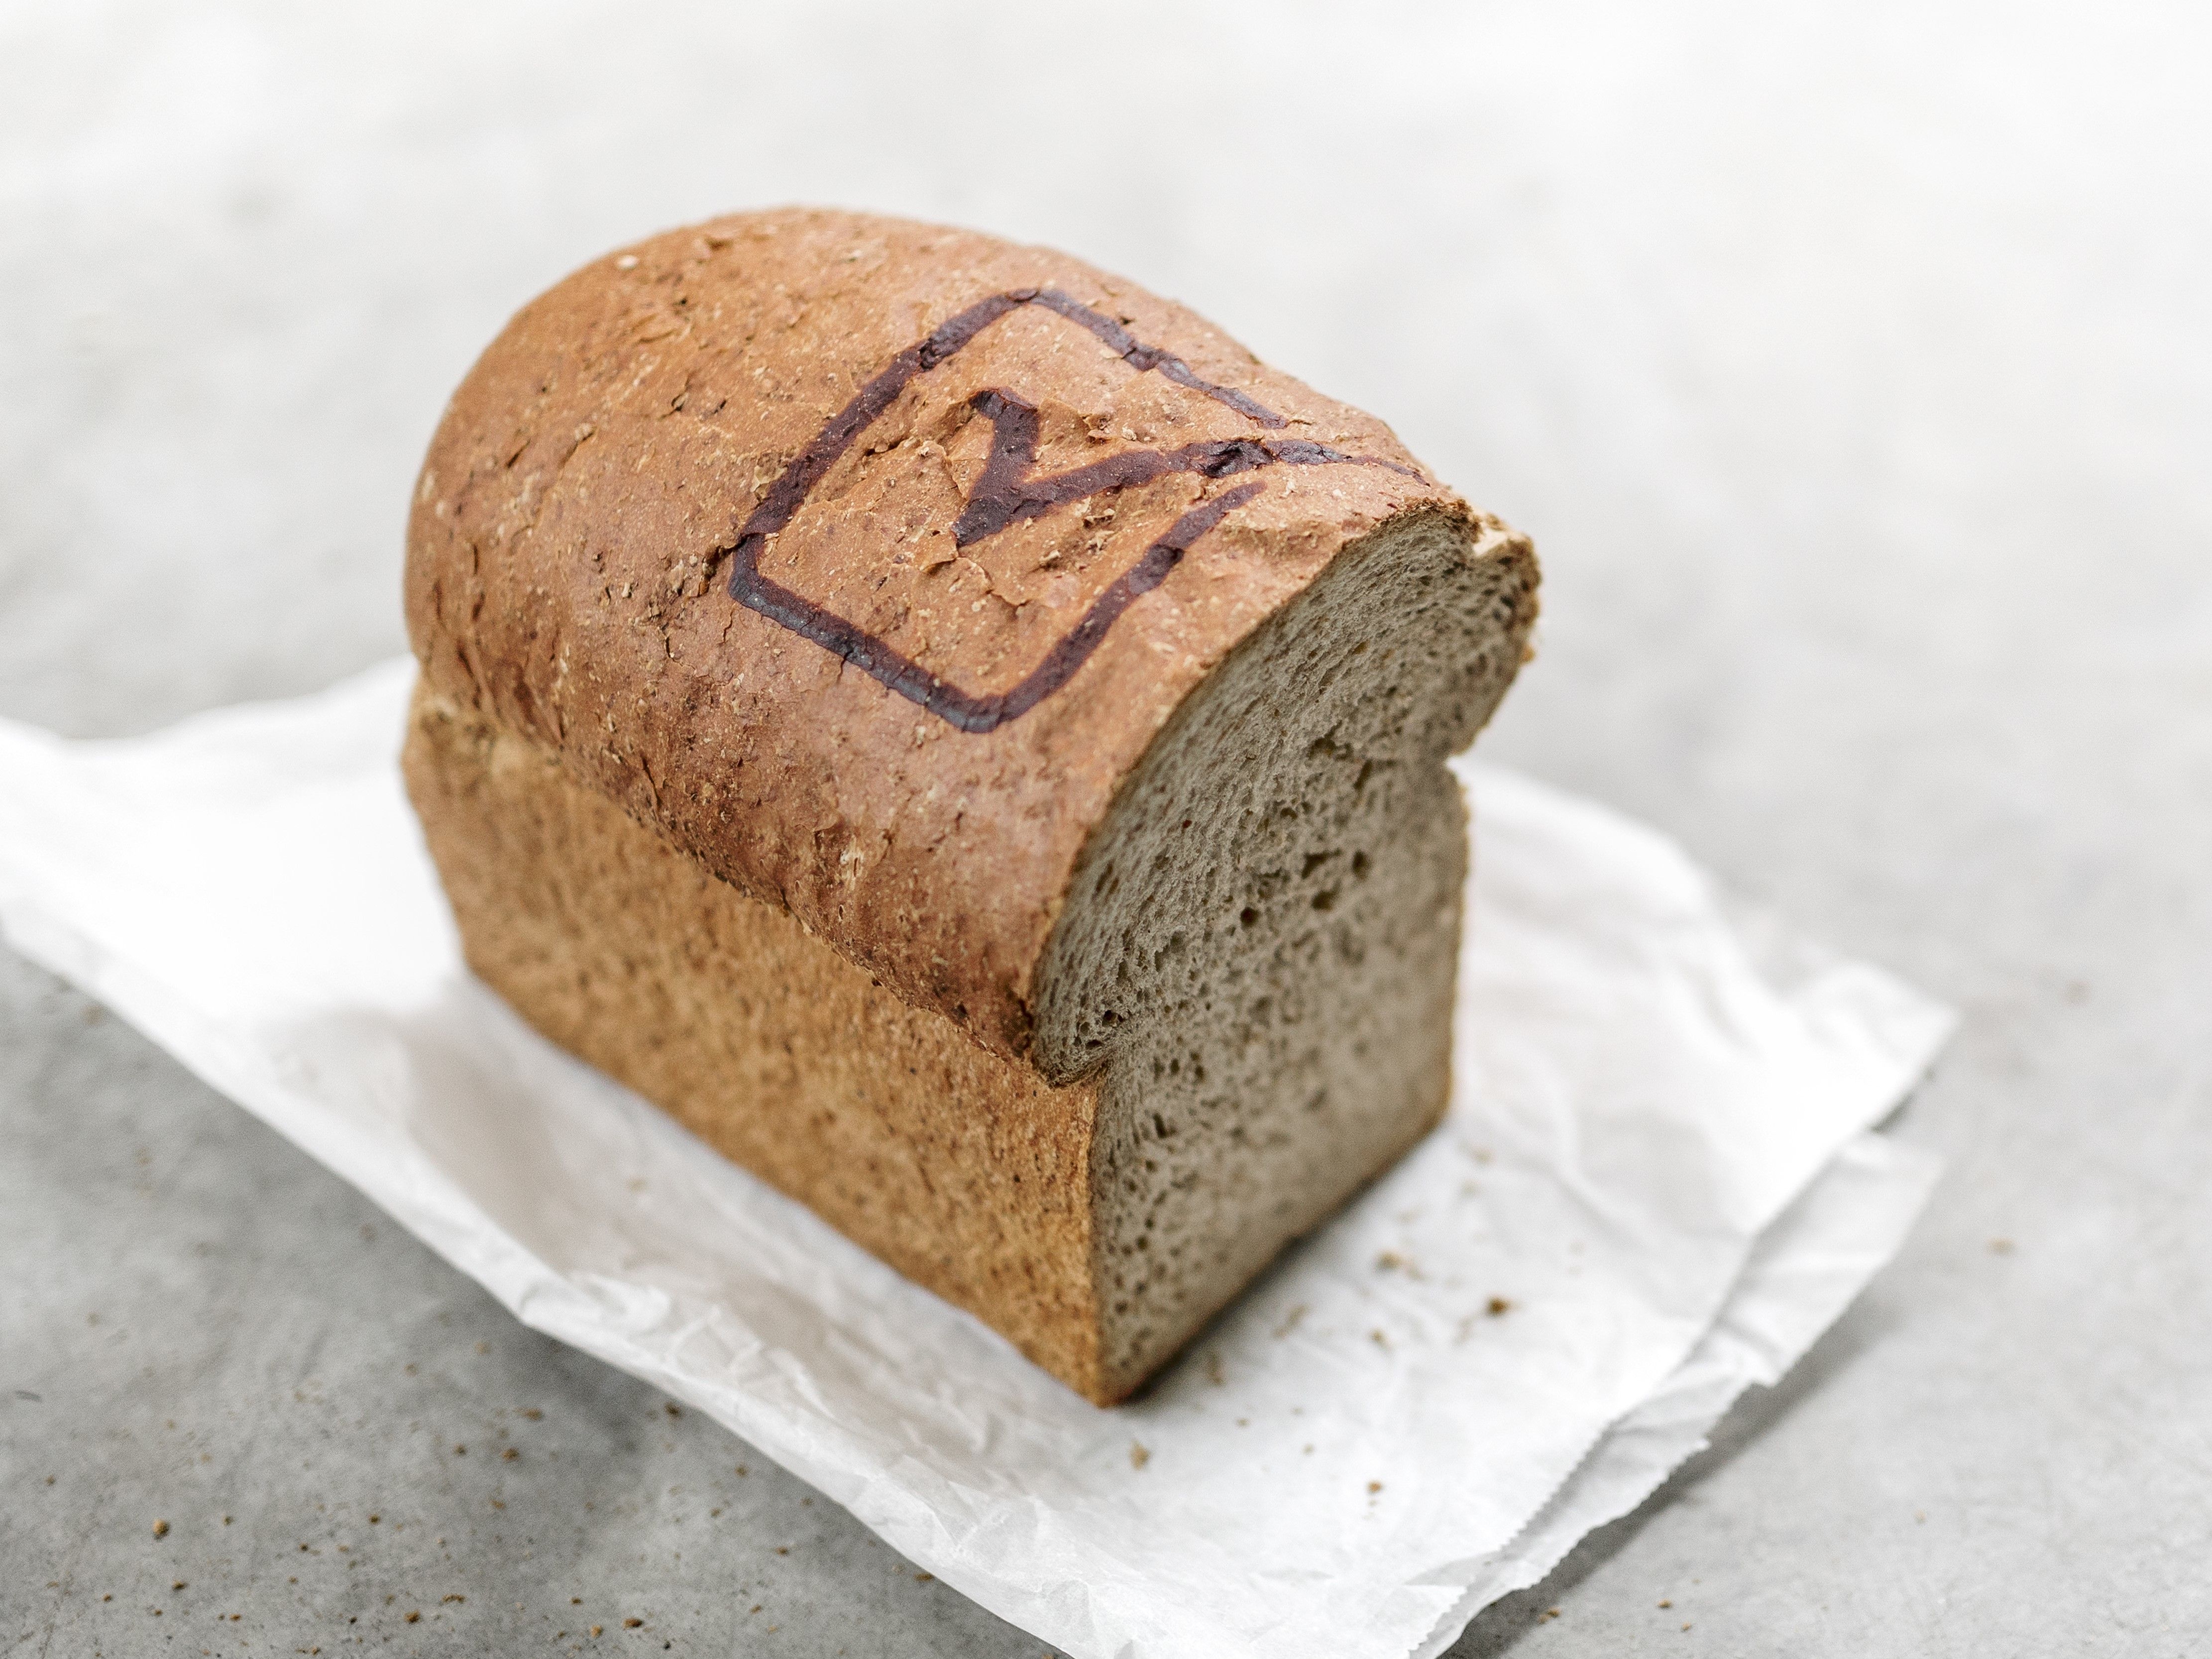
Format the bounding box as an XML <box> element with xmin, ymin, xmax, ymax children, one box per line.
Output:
<box><xmin>401</xmin><ymin>208</ymin><xmax>1539</xmax><ymax>1403</ymax></box>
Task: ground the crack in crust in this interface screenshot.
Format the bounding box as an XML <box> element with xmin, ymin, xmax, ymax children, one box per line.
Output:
<box><xmin>725</xmin><ymin>288</ymin><xmax>1421</xmax><ymax>734</ymax></box>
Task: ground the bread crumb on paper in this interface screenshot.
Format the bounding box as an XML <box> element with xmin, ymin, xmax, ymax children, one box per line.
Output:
<box><xmin>1129</xmin><ymin>1441</ymin><xmax>1150</xmax><ymax>1470</ymax></box>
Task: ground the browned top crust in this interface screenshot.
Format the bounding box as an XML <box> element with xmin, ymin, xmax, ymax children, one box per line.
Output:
<box><xmin>406</xmin><ymin>207</ymin><xmax>1502</xmax><ymax>1058</ymax></box>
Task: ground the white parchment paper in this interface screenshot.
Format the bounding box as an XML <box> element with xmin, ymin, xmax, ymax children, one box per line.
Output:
<box><xmin>0</xmin><ymin>661</ymin><xmax>1951</xmax><ymax>1659</ymax></box>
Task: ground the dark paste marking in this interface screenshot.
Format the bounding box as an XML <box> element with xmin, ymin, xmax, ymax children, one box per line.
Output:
<box><xmin>949</xmin><ymin>387</ymin><xmax>1415</xmax><ymax>546</ymax></box>
<box><xmin>734</xmin><ymin>482</ymin><xmax>1266</xmax><ymax>735</ymax></box>
<box><xmin>725</xmin><ymin>288</ymin><xmax>1419</xmax><ymax>734</ymax></box>
<box><xmin>1024</xmin><ymin>289</ymin><xmax>1289</xmax><ymax>426</ymax></box>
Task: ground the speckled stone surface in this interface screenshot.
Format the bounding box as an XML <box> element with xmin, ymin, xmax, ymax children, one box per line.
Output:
<box><xmin>3</xmin><ymin>3</ymin><xmax>2207</xmax><ymax>1655</ymax></box>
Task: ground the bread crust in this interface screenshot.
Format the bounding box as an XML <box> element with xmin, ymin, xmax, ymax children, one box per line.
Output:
<box><xmin>403</xmin><ymin>684</ymin><xmax>1112</xmax><ymax>1396</ymax></box>
<box><xmin>404</xmin><ymin>208</ymin><xmax>1497</xmax><ymax>1062</ymax></box>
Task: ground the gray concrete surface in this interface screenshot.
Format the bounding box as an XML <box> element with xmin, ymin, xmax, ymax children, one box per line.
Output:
<box><xmin>3</xmin><ymin>2</ymin><xmax>2208</xmax><ymax>1654</ymax></box>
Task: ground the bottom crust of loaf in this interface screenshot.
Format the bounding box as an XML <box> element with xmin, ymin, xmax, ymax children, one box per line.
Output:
<box><xmin>402</xmin><ymin>679</ymin><xmax>1447</xmax><ymax>1404</ymax></box>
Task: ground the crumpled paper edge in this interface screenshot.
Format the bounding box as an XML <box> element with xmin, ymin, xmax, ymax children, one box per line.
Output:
<box><xmin>1405</xmin><ymin>1128</ymin><xmax>1942</xmax><ymax>1658</ymax></box>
